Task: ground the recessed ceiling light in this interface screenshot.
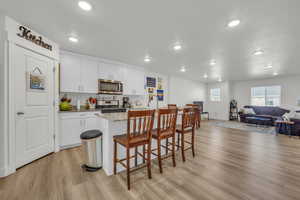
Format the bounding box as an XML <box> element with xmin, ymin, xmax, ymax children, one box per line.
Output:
<box><xmin>273</xmin><ymin>72</ymin><xmax>278</xmax><ymax>76</ymax></box>
<box><xmin>204</xmin><ymin>74</ymin><xmax>208</xmax><ymax>78</ymax></box>
<box><xmin>180</xmin><ymin>66</ymin><xmax>186</xmax><ymax>72</ymax></box>
<box><xmin>78</xmin><ymin>1</ymin><xmax>92</xmax><ymax>11</ymax></box>
<box><xmin>69</xmin><ymin>36</ymin><xmax>78</xmax><ymax>43</ymax></box>
<box><xmin>264</xmin><ymin>65</ymin><xmax>273</xmax><ymax>70</ymax></box>
<box><xmin>144</xmin><ymin>56</ymin><xmax>151</xmax><ymax>63</ymax></box>
<box><xmin>210</xmin><ymin>60</ymin><xmax>216</xmax><ymax>66</ymax></box>
<box><xmin>227</xmin><ymin>19</ymin><xmax>240</xmax><ymax>28</ymax></box>
<box><xmin>253</xmin><ymin>49</ymin><xmax>264</xmax><ymax>56</ymax></box>
<box><xmin>173</xmin><ymin>44</ymin><xmax>182</xmax><ymax>51</ymax></box>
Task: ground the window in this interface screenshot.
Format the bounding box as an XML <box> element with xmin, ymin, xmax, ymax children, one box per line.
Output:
<box><xmin>210</xmin><ymin>88</ymin><xmax>221</xmax><ymax>102</ymax></box>
<box><xmin>251</xmin><ymin>86</ymin><xmax>281</xmax><ymax>106</ymax></box>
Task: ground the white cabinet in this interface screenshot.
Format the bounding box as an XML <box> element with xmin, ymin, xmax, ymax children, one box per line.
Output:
<box><xmin>59</xmin><ymin>112</ymin><xmax>101</xmax><ymax>149</ymax></box>
<box><xmin>59</xmin><ymin>115</ymin><xmax>82</xmax><ymax>148</ymax></box>
<box><xmin>98</xmin><ymin>62</ymin><xmax>123</xmax><ymax>81</ymax></box>
<box><xmin>84</xmin><ymin>115</ymin><xmax>100</xmax><ymax>131</ymax></box>
<box><xmin>80</xmin><ymin>59</ymin><xmax>98</xmax><ymax>93</ymax></box>
<box><xmin>60</xmin><ymin>51</ymin><xmax>146</xmax><ymax>95</ymax></box>
<box><xmin>60</xmin><ymin>53</ymin><xmax>81</xmax><ymax>92</ymax></box>
<box><xmin>123</xmin><ymin>67</ymin><xmax>145</xmax><ymax>95</ymax></box>
<box><xmin>60</xmin><ymin>52</ymin><xmax>98</xmax><ymax>93</ymax></box>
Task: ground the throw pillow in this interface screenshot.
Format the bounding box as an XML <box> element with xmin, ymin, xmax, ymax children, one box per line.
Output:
<box><xmin>288</xmin><ymin>111</ymin><xmax>296</xmax><ymax>118</ymax></box>
<box><xmin>282</xmin><ymin>113</ymin><xmax>290</xmax><ymax>121</ymax></box>
<box><xmin>244</xmin><ymin>108</ymin><xmax>256</xmax><ymax>115</ymax></box>
<box><xmin>293</xmin><ymin>113</ymin><xmax>300</xmax><ymax>119</ymax></box>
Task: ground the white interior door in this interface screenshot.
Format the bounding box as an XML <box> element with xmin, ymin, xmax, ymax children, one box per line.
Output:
<box><xmin>12</xmin><ymin>44</ymin><xmax>55</xmax><ymax>168</ymax></box>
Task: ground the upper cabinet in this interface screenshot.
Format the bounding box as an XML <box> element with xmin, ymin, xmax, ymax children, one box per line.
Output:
<box><xmin>60</xmin><ymin>53</ymin><xmax>81</xmax><ymax>93</ymax></box>
<box><xmin>122</xmin><ymin>67</ymin><xmax>145</xmax><ymax>95</ymax></box>
<box><xmin>98</xmin><ymin>62</ymin><xmax>123</xmax><ymax>81</ymax></box>
<box><xmin>80</xmin><ymin>58</ymin><xmax>98</xmax><ymax>93</ymax></box>
<box><xmin>60</xmin><ymin>51</ymin><xmax>145</xmax><ymax>95</ymax></box>
<box><xmin>99</xmin><ymin>62</ymin><xmax>145</xmax><ymax>96</ymax></box>
<box><xmin>60</xmin><ymin>52</ymin><xmax>98</xmax><ymax>93</ymax></box>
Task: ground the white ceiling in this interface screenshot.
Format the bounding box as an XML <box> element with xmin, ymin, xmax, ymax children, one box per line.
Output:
<box><xmin>1</xmin><ymin>0</ymin><xmax>300</xmax><ymax>82</ymax></box>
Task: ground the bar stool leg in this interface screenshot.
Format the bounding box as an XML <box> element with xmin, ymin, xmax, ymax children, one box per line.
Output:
<box><xmin>126</xmin><ymin>147</ymin><xmax>130</xmax><ymax>190</ymax></box>
<box><xmin>134</xmin><ymin>147</ymin><xmax>138</xmax><ymax>167</ymax></box>
<box><xmin>192</xmin><ymin>129</ymin><xmax>195</xmax><ymax>157</ymax></box>
<box><xmin>172</xmin><ymin>135</ymin><xmax>176</xmax><ymax>167</ymax></box>
<box><xmin>147</xmin><ymin>143</ymin><xmax>152</xmax><ymax>179</ymax></box>
<box><xmin>113</xmin><ymin>141</ymin><xmax>117</xmax><ymax>175</ymax></box>
<box><xmin>177</xmin><ymin>133</ymin><xmax>180</xmax><ymax>151</ymax></box>
<box><xmin>181</xmin><ymin>133</ymin><xmax>186</xmax><ymax>162</ymax></box>
<box><xmin>142</xmin><ymin>145</ymin><xmax>146</xmax><ymax>164</ymax></box>
<box><xmin>166</xmin><ymin>138</ymin><xmax>169</xmax><ymax>155</ymax></box>
<box><xmin>157</xmin><ymin>139</ymin><xmax>163</xmax><ymax>173</ymax></box>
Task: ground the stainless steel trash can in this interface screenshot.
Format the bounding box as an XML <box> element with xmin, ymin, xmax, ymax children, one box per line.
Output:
<box><xmin>80</xmin><ymin>130</ymin><xmax>103</xmax><ymax>172</ymax></box>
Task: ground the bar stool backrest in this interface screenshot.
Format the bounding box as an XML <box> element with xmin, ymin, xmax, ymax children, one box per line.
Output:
<box><xmin>127</xmin><ymin>110</ymin><xmax>155</xmax><ymax>142</ymax></box>
<box><xmin>157</xmin><ymin>108</ymin><xmax>178</xmax><ymax>137</ymax></box>
<box><xmin>182</xmin><ymin>107</ymin><xmax>196</xmax><ymax>129</ymax></box>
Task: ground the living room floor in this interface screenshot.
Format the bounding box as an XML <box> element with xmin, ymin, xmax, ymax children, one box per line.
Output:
<box><xmin>1</xmin><ymin>121</ymin><xmax>300</xmax><ymax>200</ymax></box>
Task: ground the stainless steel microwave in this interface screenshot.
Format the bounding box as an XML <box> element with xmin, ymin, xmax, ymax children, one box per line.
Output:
<box><xmin>98</xmin><ymin>79</ymin><xmax>123</xmax><ymax>95</ymax></box>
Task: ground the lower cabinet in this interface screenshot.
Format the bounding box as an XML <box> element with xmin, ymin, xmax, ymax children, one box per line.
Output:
<box><xmin>59</xmin><ymin>112</ymin><xmax>101</xmax><ymax>149</ymax></box>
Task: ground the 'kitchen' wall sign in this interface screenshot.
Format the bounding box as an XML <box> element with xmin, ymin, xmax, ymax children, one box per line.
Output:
<box><xmin>17</xmin><ymin>26</ymin><xmax>53</xmax><ymax>51</ymax></box>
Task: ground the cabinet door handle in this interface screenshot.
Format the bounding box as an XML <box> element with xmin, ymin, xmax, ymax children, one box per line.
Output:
<box><xmin>17</xmin><ymin>112</ymin><xmax>25</xmax><ymax>115</ymax></box>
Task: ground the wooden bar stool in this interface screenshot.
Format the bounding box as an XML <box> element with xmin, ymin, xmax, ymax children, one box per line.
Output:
<box><xmin>186</xmin><ymin>104</ymin><xmax>201</xmax><ymax>129</ymax></box>
<box><xmin>167</xmin><ymin>105</ymin><xmax>178</xmax><ymax>155</ymax></box>
<box><xmin>113</xmin><ymin>110</ymin><xmax>155</xmax><ymax>190</ymax></box>
<box><xmin>151</xmin><ymin>108</ymin><xmax>178</xmax><ymax>173</ymax></box>
<box><xmin>176</xmin><ymin>107</ymin><xmax>196</xmax><ymax>162</ymax></box>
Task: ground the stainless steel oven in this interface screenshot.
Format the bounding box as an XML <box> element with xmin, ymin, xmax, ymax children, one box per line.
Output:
<box><xmin>98</xmin><ymin>79</ymin><xmax>123</xmax><ymax>95</ymax></box>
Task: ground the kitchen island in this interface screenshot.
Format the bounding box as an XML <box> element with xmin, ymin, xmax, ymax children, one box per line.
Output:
<box><xmin>96</xmin><ymin>111</ymin><xmax>182</xmax><ymax>176</ymax></box>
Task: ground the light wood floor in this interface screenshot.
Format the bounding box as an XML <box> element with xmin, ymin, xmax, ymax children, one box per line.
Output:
<box><xmin>1</xmin><ymin>121</ymin><xmax>300</xmax><ymax>200</ymax></box>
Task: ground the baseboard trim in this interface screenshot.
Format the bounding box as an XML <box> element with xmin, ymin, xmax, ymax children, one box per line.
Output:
<box><xmin>0</xmin><ymin>167</ymin><xmax>4</xmax><ymax>177</ymax></box>
<box><xmin>0</xmin><ymin>165</ymin><xmax>16</xmax><ymax>178</ymax></box>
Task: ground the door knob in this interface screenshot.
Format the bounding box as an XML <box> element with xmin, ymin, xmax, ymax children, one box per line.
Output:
<box><xmin>17</xmin><ymin>112</ymin><xmax>25</xmax><ymax>115</ymax></box>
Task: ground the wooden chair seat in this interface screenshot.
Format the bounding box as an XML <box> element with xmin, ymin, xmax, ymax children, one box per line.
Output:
<box><xmin>176</xmin><ymin>125</ymin><xmax>193</xmax><ymax>133</ymax></box>
<box><xmin>113</xmin><ymin>134</ymin><xmax>148</xmax><ymax>147</ymax></box>
<box><xmin>152</xmin><ymin>129</ymin><xmax>174</xmax><ymax>139</ymax></box>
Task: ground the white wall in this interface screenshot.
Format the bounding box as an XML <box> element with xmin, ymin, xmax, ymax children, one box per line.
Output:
<box><xmin>168</xmin><ymin>76</ymin><xmax>206</xmax><ymax>106</ymax></box>
<box><xmin>232</xmin><ymin>75</ymin><xmax>300</xmax><ymax>111</ymax></box>
<box><xmin>206</xmin><ymin>81</ymin><xmax>232</xmax><ymax>120</ymax></box>
<box><xmin>0</xmin><ymin>13</ymin><xmax>6</xmax><ymax>176</ymax></box>
<box><xmin>205</xmin><ymin>75</ymin><xmax>300</xmax><ymax>121</ymax></box>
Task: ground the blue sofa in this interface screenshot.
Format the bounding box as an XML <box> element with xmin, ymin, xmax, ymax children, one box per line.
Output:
<box><xmin>239</xmin><ymin>105</ymin><xmax>289</xmax><ymax>126</ymax></box>
<box><xmin>239</xmin><ymin>106</ymin><xmax>300</xmax><ymax>136</ymax></box>
<box><xmin>289</xmin><ymin>112</ymin><xmax>300</xmax><ymax>136</ymax></box>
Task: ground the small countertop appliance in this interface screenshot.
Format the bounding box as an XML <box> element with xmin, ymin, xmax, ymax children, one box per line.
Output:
<box><xmin>122</xmin><ymin>96</ymin><xmax>131</xmax><ymax>108</ymax></box>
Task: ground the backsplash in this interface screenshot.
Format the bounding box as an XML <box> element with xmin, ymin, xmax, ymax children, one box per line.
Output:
<box><xmin>59</xmin><ymin>93</ymin><xmax>146</xmax><ymax>108</ymax></box>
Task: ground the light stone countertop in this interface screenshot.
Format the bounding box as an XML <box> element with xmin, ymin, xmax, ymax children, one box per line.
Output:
<box><xmin>96</xmin><ymin>109</ymin><xmax>184</xmax><ymax>122</ymax></box>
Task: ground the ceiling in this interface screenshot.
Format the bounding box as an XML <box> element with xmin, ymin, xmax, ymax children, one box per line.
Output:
<box><xmin>1</xmin><ymin>0</ymin><xmax>300</xmax><ymax>82</ymax></box>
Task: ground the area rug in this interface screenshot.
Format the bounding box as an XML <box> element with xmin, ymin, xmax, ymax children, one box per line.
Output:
<box><xmin>210</xmin><ymin>120</ymin><xmax>276</xmax><ymax>134</ymax></box>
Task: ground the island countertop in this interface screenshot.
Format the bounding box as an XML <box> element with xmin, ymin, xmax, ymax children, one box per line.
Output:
<box><xmin>96</xmin><ymin>108</ymin><xmax>185</xmax><ymax>121</ymax></box>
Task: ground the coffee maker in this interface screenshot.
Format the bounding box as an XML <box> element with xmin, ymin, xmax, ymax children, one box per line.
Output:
<box><xmin>122</xmin><ymin>97</ymin><xmax>131</xmax><ymax>108</ymax></box>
